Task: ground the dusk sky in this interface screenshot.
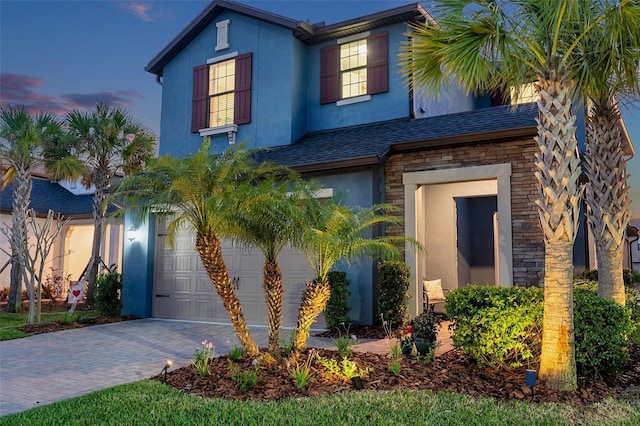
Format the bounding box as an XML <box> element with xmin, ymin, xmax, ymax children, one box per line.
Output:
<box><xmin>1</xmin><ymin>0</ymin><xmax>638</xmax><ymax>216</ymax></box>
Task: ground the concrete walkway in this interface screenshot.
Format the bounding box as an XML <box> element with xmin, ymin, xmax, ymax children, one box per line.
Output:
<box><xmin>0</xmin><ymin>319</ymin><xmax>453</xmax><ymax>417</ymax></box>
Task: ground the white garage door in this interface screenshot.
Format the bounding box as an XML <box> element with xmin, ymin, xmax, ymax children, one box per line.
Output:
<box><xmin>153</xmin><ymin>215</ymin><xmax>323</xmax><ymax>328</ymax></box>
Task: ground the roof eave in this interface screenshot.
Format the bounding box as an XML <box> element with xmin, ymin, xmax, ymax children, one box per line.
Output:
<box><xmin>301</xmin><ymin>3</ymin><xmax>432</xmax><ymax>45</ymax></box>
<box><xmin>391</xmin><ymin>125</ymin><xmax>538</xmax><ymax>153</ymax></box>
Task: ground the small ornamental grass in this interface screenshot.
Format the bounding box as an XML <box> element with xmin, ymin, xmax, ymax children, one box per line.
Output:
<box><xmin>192</xmin><ymin>340</ymin><xmax>215</xmax><ymax>377</ymax></box>
<box><xmin>229</xmin><ymin>360</ymin><xmax>260</xmax><ymax>391</ymax></box>
<box><xmin>228</xmin><ymin>345</ymin><xmax>244</xmax><ymax>362</ymax></box>
<box><xmin>287</xmin><ymin>350</ymin><xmax>316</xmax><ymax>389</ymax></box>
<box><xmin>332</xmin><ymin>323</ymin><xmax>359</xmax><ymax>357</ymax></box>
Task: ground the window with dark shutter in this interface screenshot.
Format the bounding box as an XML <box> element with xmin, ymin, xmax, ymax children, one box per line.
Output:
<box><xmin>367</xmin><ymin>32</ymin><xmax>388</xmax><ymax>95</ymax></box>
<box><xmin>234</xmin><ymin>53</ymin><xmax>252</xmax><ymax>124</ymax></box>
<box><xmin>192</xmin><ymin>64</ymin><xmax>208</xmax><ymax>132</ymax></box>
<box><xmin>320</xmin><ymin>45</ymin><xmax>339</xmax><ymax>104</ymax></box>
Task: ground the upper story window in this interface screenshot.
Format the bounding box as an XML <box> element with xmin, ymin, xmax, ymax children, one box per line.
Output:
<box><xmin>191</xmin><ymin>52</ymin><xmax>252</xmax><ymax>133</ymax></box>
<box><xmin>340</xmin><ymin>39</ymin><xmax>367</xmax><ymax>99</ymax></box>
<box><xmin>320</xmin><ymin>31</ymin><xmax>388</xmax><ymax>105</ymax></box>
<box><xmin>209</xmin><ymin>59</ymin><xmax>235</xmax><ymax>127</ymax></box>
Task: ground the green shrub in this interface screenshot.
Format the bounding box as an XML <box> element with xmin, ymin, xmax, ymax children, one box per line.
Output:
<box><xmin>574</xmin><ymin>288</ymin><xmax>634</xmax><ymax>378</ymax></box>
<box><xmin>623</xmin><ymin>268</ymin><xmax>640</xmax><ymax>288</ymax></box>
<box><xmin>324</xmin><ymin>271</ymin><xmax>350</xmax><ymax>330</ymax></box>
<box><xmin>94</xmin><ymin>265</ymin><xmax>122</xmax><ymax>316</ymax></box>
<box><xmin>407</xmin><ymin>310</ymin><xmax>441</xmax><ymax>342</ymax></box>
<box><xmin>446</xmin><ymin>286</ymin><xmax>543</xmax><ymax>369</ymax></box>
<box><xmin>574</xmin><ymin>268</ymin><xmax>640</xmax><ymax>288</ymax></box>
<box><xmin>377</xmin><ymin>261</ymin><xmax>410</xmax><ymax>329</ymax></box>
<box><xmin>447</xmin><ymin>284</ymin><xmax>635</xmax><ymax>377</ymax></box>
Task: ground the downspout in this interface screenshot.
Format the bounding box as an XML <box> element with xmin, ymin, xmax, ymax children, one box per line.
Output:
<box><xmin>155</xmin><ymin>75</ymin><xmax>163</xmax><ymax>86</ymax></box>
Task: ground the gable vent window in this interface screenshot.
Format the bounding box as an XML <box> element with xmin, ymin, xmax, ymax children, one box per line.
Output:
<box><xmin>320</xmin><ymin>31</ymin><xmax>388</xmax><ymax>105</ymax></box>
<box><xmin>216</xmin><ymin>19</ymin><xmax>230</xmax><ymax>51</ymax></box>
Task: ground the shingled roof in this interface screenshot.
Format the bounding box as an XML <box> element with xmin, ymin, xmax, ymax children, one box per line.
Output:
<box><xmin>0</xmin><ymin>179</ymin><xmax>94</xmax><ymax>217</ymax></box>
<box><xmin>261</xmin><ymin>103</ymin><xmax>538</xmax><ymax>172</ymax></box>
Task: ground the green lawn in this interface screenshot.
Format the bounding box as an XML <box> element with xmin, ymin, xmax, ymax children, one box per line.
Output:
<box><xmin>0</xmin><ymin>310</ymin><xmax>99</xmax><ymax>341</ymax></box>
<box><xmin>2</xmin><ymin>380</ymin><xmax>639</xmax><ymax>425</ymax></box>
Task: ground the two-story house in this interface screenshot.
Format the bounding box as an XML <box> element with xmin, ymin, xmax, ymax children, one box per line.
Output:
<box><xmin>121</xmin><ymin>0</ymin><xmax>633</xmax><ymax>328</ymax></box>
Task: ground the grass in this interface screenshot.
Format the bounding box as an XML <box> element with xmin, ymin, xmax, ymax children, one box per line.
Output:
<box><xmin>2</xmin><ymin>380</ymin><xmax>639</xmax><ymax>425</ymax></box>
<box><xmin>0</xmin><ymin>309</ymin><xmax>100</xmax><ymax>341</ymax></box>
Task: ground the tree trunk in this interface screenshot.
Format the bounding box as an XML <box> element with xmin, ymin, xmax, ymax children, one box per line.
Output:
<box><xmin>539</xmin><ymin>239</ymin><xmax>577</xmax><ymax>391</ymax></box>
<box><xmin>6</xmin><ymin>260</ymin><xmax>21</xmax><ymax>313</ymax></box>
<box><xmin>263</xmin><ymin>260</ymin><xmax>283</xmax><ymax>353</ymax></box>
<box><xmin>195</xmin><ymin>234</ymin><xmax>259</xmax><ymax>357</ymax></box>
<box><xmin>85</xmin><ymin>170</ymin><xmax>108</xmax><ymax>307</ymax></box>
<box><xmin>534</xmin><ymin>75</ymin><xmax>581</xmax><ymax>392</ymax></box>
<box><xmin>596</xmin><ymin>248</ymin><xmax>625</xmax><ymax>305</ymax></box>
<box><xmin>7</xmin><ymin>170</ymin><xmax>31</xmax><ymax>312</ymax></box>
<box><xmin>584</xmin><ymin>107</ymin><xmax>629</xmax><ymax>306</ymax></box>
<box><xmin>293</xmin><ymin>278</ymin><xmax>331</xmax><ymax>354</ymax></box>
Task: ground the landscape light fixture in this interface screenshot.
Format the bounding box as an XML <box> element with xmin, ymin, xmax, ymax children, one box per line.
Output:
<box><xmin>162</xmin><ymin>359</ymin><xmax>173</xmax><ymax>383</ymax></box>
<box><xmin>525</xmin><ymin>369</ymin><xmax>537</xmax><ymax>398</ymax></box>
<box><xmin>127</xmin><ymin>226</ymin><xmax>137</xmax><ymax>242</ymax></box>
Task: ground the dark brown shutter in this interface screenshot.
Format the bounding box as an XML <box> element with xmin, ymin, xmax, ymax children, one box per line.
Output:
<box><xmin>234</xmin><ymin>53</ymin><xmax>252</xmax><ymax>125</ymax></box>
<box><xmin>320</xmin><ymin>45</ymin><xmax>339</xmax><ymax>104</ymax></box>
<box><xmin>191</xmin><ymin>64</ymin><xmax>208</xmax><ymax>132</ymax></box>
<box><xmin>367</xmin><ymin>32</ymin><xmax>388</xmax><ymax>95</ymax></box>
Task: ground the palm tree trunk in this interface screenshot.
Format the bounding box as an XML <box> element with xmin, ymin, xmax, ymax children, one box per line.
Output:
<box><xmin>596</xmin><ymin>249</ymin><xmax>625</xmax><ymax>304</ymax></box>
<box><xmin>86</xmin><ymin>169</ymin><xmax>108</xmax><ymax>306</ymax></box>
<box><xmin>263</xmin><ymin>260</ymin><xmax>283</xmax><ymax>353</ymax></box>
<box><xmin>195</xmin><ymin>234</ymin><xmax>259</xmax><ymax>357</ymax></box>
<box><xmin>7</xmin><ymin>170</ymin><xmax>31</xmax><ymax>313</ymax></box>
<box><xmin>293</xmin><ymin>278</ymin><xmax>331</xmax><ymax>354</ymax></box>
<box><xmin>584</xmin><ymin>107</ymin><xmax>629</xmax><ymax>306</ymax></box>
<box><xmin>534</xmin><ymin>76</ymin><xmax>581</xmax><ymax>392</ymax></box>
<box><xmin>539</xmin><ymin>239</ymin><xmax>577</xmax><ymax>391</ymax></box>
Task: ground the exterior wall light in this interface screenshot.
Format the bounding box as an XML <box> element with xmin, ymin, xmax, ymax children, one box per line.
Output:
<box><xmin>127</xmin><ymin>226</ymin><xmax>137</xmax><ymax>242</ymax></box>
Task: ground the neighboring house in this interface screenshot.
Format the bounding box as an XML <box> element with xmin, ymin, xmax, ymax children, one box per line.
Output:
<box><xmin>626</xmin><ymin>219</ymin><xmax>640</xmax><ymax>273</ymax></box>
<box><xmin>123</xmin><ymin>0</ymin><xmax>634</xmax><ymax>326</ymax></box>
<box><xmin>0</xmin><ymin>177</ymin><xmax>123</xmax><ymax>295</ymax></box>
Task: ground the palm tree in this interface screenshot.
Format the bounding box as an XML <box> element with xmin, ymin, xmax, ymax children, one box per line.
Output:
<box><xmin>66</xmin><ymin>102</ymin><xmax>155</xmax><ymax>306</ymax></box>
<box><xmin>398</xmin><ymin>1</ymin><xmax>610</xmax><ymax>391</ymax></box>
<box><xmin>576</xmin><ymin>1</ymin><xmax>640</xmax><ymax>306</ymax></box>
<box><xmin>114</xmin><ymin>141</ymin><xmax>279</xmax><ymax>358</ymax></box>
<box><xmin>0</xmin><ymin>105</ymin><xmax>80</xmax><ymax>312</ymax></box>
<box><xmin>230</xmin><ymin>175</ymin><xmax>310</xmax><ymax>354</ymax></box>
<box><xmin>292</xmin><ymin>201</ymin><xmax>415</xmax><ymax>355</ymax></box>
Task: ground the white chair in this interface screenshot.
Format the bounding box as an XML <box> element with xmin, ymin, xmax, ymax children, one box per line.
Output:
<box><xmin>422</xmin><ymin>279</ymin><xmax>447</xmax><ymax>313</ymax></box>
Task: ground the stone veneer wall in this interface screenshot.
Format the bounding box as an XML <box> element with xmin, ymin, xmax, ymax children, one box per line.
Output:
<box><xmin>385</xmin><ymin>137</ymin><xmax>544</xmax><ymax>287</ymax></box>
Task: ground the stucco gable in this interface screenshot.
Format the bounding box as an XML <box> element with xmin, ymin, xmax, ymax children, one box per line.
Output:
<box><xmin>146</xmin><ymin>0</ymin><xmax>431</xmax><ymax>76</ymax></box>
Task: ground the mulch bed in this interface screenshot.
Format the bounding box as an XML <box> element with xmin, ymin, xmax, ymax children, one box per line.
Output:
<box><xmin>154</xmin><ymin>344</ymin><xmax>640</xmax><ymax>406</ymax></box>
<box><xmin>12</xmin><ymin>300</ymin><xmax>140</xmax><ymax>335</ymax></box>
<box><xmin>18</xmin><ymin>314</ymin><xmax>141</xmax><ymax>335</ymax></box>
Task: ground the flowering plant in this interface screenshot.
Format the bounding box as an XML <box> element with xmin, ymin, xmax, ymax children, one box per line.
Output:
<box><xmin>398</xmin><ymin>324</ymin><xmax>413</xmax><ymax>345</ymax></box>
<box><xmin>408</xmin><ymin>311</ymin><xmax>441</xmax><ymax>342</ymax></box>
<box><xmin>192</xmin><ymin>339</ymin><xmax>215</xmax><ymax>376</ymax></box>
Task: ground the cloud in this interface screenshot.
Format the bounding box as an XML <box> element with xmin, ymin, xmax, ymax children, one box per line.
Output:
<box><xmin>117</xmin><ymin>1</ymin><xmax>155</xmax><ymax>22</ymax></box>
<box><xmin>0</xmin><ymin>73</ymin><xmax>68</xmax><ymax>114</ymax></box>
<box><xmin>0</xmin><ymin>73</ymin><xmax>144</xmax><ymax>115</ymax></box>
<box><xmin>61</xmin><ymin>90</ymin><xmax>143</xmax><ymax>110</ymax></box>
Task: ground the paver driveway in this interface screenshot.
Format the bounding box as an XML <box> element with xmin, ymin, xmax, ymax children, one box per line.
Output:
<box><xmin>0</xmin><ymin>319</ymin><xmax>334</xmax><ymax>416</ymax></box>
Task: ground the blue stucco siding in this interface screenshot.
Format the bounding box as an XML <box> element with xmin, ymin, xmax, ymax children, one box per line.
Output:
<box><xmin>159</xmin><ymin>10</ymin><xmax>298</xmax><ymax>157</ymax></box>
<box><xmin>315</xmin><ymin>167</ymin><xmax>381</xmax><ymax>325</ymax></box>
<box><xmin>121</xmin><ymin>213</ymin><xmax>156</xmax><ymax>318</ymax></box>
<box><xmin>291</xmin><ymin>38</ymin><xmax>309</xmax><ymax>142</ymax></box>
<box><xmin>306</xmin><ymin>23</ymin><xmax>412</xmax><ymax>132</ymax></box>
